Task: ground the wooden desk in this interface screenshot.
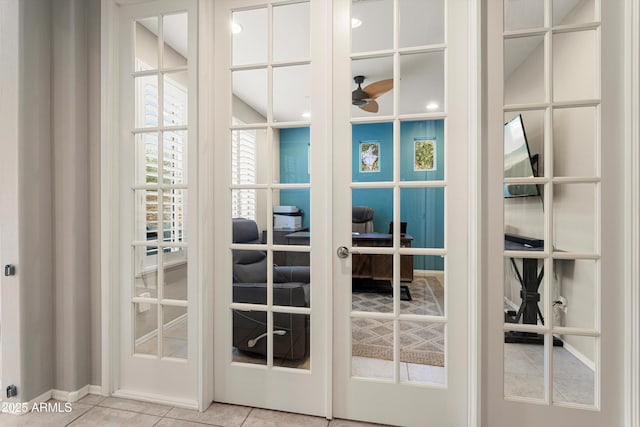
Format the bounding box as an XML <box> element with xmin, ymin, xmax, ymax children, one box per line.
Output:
<box><xmin>351</xmin><ymin>233</ymin><xmax>414</xmax><ymax>283</ymax></box>
<box><xmin>284</xmin><ymin>232</ymin><xmax>414</xmax><ymax>282</ymax></box>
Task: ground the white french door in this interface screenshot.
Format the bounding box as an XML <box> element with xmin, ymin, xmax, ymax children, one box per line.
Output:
<box><xmin>114</xmin><ymin>0</ymin><xmax>199</xmax><ymax>407</ymax></box>
<box><xmin>332</xmin><ymin>0</ymin><xmax>473</xmax><ymax>426</ymax></box>
<box><xmin>212</xmin><ymin>0</ymin><xmax>331</xmax><ymax>417</ymax></box>
<box><xmin>485</xmin><ymin>0</ymin><xmax>627</xmax><ymax>425</ymax></box>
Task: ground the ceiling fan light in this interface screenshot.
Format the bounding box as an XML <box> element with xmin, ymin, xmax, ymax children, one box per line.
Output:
<box><xmin>352</xmin><ymin>99</ymin><xmax>368</xmax><ymax>106</ymax></box>
<box><xmin>351</xmin><ymin>18</ymin><xmax>362</xmax><ymax>28</ymax></box>
<box><xmin>301</xmin><ymin>112</ymin><xmax>311</xmax><ymax>119</ymax></box>
<box><xmin>426</xmin><ymin>102</ymin><xmax>439</xmax><ymax>111</ymax></box>
<box><xmin>231</xmin><ymin>22</ymin><xmax>242</xmax><ymax>34</ymax></box>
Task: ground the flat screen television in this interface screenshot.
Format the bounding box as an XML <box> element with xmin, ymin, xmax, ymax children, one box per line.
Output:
<box><xmin>503</xmin><ymin>114</ymin><xmax>540</xmax><ymax>198</ymax></box>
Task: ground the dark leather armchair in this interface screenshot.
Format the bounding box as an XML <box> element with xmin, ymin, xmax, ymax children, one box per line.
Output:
<box><xmin>232</xmin><ymin>218</ymin><xmax>310</xmax><ymax>360</ymax></box>
<box><xmin>352</xmin><ymin>206</ymin><xmax>375</xmax><ymax>233</ymax></box>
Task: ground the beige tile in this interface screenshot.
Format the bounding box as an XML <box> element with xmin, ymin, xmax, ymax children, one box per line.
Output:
<box><xmin>242</xmin><ymin>408</ymin><xmax>329</xmax><ymax>427</ymax></box>
<box><xmin>0</xmin><ymin>402</ymin><xmax>91</xmax><ymax>426</ymax></box>
<box><xmin>165</xmin><ymin>402</ymin><xmax>250</xmax><ymax>427</ymax></box>
<box><xmin>156</xmin><ymin>418</ymin><xmax>214</xmax><ymax>426</ymax></box>
<box><xmin>69</xmin><ymin>406</ymin><xmax>161</xmax><ymax>426</ymax></box>
<box><xmin>329</xmin><ymin>419</ymin><xmax>392</xmax><ymax>427</ymax></box>
<box><xmin>97</xmin><ymin>396</ymin><xmax>171</xmax><ymax>416</ymax></box>
<box><xmin>78</xmin><ymin>393</ymin><xmax>106</xmax><ymax>405</ymax></box>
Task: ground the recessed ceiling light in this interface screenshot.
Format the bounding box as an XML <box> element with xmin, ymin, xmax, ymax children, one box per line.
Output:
<box><xmin>231</xmin><ymin>22</ymin><xmax>242</xmax><ymax>34</ymax></box>
<box><xmin>301</xmin><ymin>112</ymin><xmax>311</xmax><ymax>119</ymax></box>
<box><xmin>426</xmin><ymin>102</ymin><xmax>439</xmax><ymax>111</ymax></box>
<box><xmin>351</xmin><ymin>18</ymin><xmax>362</xmax><ymax>29</ymax></box>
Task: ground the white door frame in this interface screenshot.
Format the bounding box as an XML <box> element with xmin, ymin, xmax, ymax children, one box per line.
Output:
<box><xmin>211</xmin><ymin>0</ymin><xmax>331</xmax><ymax>417</ymax></box>
<box><xmin>330</xmin><ymin>0</ymin><xmax>480</xmax><ymax>424</ymax></box>
<box><xmin>482</xmin><ymin>0</ymin><xmax>640</xmax><ymax>425</ymax></box>
<box><xmin>100</xmin><ymin>0</ymin><xmax>211</xmax><ymax>410</ymax></box>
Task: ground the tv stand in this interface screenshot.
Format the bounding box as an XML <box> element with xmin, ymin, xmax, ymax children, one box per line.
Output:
<box><xmin>504</xmin><ymin>235</ymin><xmax>563</xmax><ymax>347</ymax></box>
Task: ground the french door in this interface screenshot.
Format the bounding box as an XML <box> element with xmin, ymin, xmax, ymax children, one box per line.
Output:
<box><xmin>212</xmin><ymin>0</ymin><xmax>331</xmax><ymax>417</ymax></box>
<box><xmin>331</xmin><ymin>0</ymin><xmax>473</xmax><ymax>426</ymax></box>
<box><xmin>485</xmin><ymin>0</ymin><xmax>627</xmax><ymax>425</ymax></box>
<box><xmin>114</xmin><ymin>0</ymin><xmax>199</xmax><ymax>407</ymax></box>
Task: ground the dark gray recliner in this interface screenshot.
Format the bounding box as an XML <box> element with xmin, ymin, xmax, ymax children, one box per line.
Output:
<box><xmin>232</xmin><ymin>218</ymin><xmax>310</xmax><ymax>360</ymax></box>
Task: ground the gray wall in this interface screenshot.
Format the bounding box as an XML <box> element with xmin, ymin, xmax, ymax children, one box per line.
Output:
<box><xmin>0</xmin><ymin>0</ymin><xmax>55</xmax><ymax>402</ymax></box>
<box><xmin>52</xmin><ymin>0</ymin><xmax>92</xmax><ymax>393</ymax></box>
<box><xmin>21</xmin><ymin>0</ymin><xmax>55</xmax><ymax>401</ymax></box>
<box><xmin>0</xmin><ymin>0</ymin><xmax>101</xmax><ymax>401</ymax></box>
<box><xmin>88</xmin><ymin>0</ymin><xmax>101</xmax><ymax>388</ymax></box>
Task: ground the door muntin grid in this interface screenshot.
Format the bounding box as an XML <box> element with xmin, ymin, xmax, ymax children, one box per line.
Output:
<box><xmin>502</xmin><ymin>0</ymin><xmax>601</xmax><ymax>408</ymax></box>
<box><xmin>131</xmin><ymin>10</ymin><xmax>191</xmax><ymax>360</ymax></box>
<box><xmin>229</xmin><ymin>1</ymin><xmax>312</xmax><ymax>370</ymax></box>
<box><xmin>349</xmin><ymin>0</ymin><xmax>449</xmax><ymax>386</ymax></box>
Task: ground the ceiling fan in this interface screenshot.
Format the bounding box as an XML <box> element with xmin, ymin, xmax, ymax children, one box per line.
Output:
<box><xmin>352</xmin><ymin>75</ymin><xmax>393</xmax><ymax>113</ymax></box>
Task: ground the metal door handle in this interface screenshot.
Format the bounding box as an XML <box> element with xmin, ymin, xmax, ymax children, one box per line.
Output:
<box><xmin>336</xmin><ymin>246</ymin><xmax>350</xmax><ymax>258</ymax></box>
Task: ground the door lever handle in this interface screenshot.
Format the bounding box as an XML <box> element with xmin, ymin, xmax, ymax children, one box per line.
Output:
<box><xmin>336</xmin><ymin>246</ymin><xmax>350</xmax><ymax>259</ymax></box>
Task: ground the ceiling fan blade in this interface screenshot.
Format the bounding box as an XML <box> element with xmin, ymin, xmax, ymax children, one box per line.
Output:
<box><xmin>359</xmin><ymin>100</ymin><xmax>379</xmax><ymax>113</ymax></box>
<box><xmin>363</xmin><ymin>79</ymin><xmax>393</xmax><ymax>100</ymax></box>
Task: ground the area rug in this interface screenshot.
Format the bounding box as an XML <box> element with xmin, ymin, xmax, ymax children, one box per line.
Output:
<box><xmin>351</xmin><ymin>275</ymin><xmax>445</xmax><ymax>367</ymax></box>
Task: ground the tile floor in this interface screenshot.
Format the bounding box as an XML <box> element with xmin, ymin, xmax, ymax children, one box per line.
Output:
<box><xmin>0</xmin><ymin>395</ymin><xmax>391</xmax><ymax>427</ymax></box>
<box><xmin>504</xmin><ymin>343</ymin><xmax>594</xmax><ymax>405</ymax></box>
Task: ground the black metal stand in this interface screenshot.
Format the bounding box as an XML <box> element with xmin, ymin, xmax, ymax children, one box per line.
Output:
<box><xmin>504</xmin><ymin>237</ymin><xmax>564</xmax><ymax>347</ymax></box>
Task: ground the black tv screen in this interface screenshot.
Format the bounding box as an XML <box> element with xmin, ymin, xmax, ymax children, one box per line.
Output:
<box><xmin>504</xmin><ymin>115</ymin><xmax>539</xmax><ymax>198</ymax></box>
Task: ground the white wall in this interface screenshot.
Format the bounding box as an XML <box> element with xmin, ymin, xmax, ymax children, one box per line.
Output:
<box><xmin>503</xmin><ymin>0</ymin><xmax>597</xmax><ymax>363</ymax></box>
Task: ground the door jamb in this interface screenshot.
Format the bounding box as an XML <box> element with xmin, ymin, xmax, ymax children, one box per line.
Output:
<box><xmin>626</xmin><ymin>0</ymin><xmax>640</xmax><ymax>426</ymax></box>
<box><xmin>100</xmin><ymin>0</ymin><xmax>120</xmax><ymax>398</ymax></box>
<box><xmin>468</xmin><ymin>0</ymin><xmax>482</xmax><ymax>425</ymax></box>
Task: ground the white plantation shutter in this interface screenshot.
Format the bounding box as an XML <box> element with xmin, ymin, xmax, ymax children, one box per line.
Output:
<box><xmin>231</xmin><ymin>119</ymin><xmax>257</xmax><ymax>220</ymax></box>
<box><xmin>138</xmin><ymin>60</ymin><xmax>186</xmax><ymax>255</ymax></box>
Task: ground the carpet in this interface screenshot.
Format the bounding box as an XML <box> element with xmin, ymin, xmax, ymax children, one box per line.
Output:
<box><xmin>351</xmin><ymin>275</ymin><xmax>445</xmax><ymax>367</ymax></box>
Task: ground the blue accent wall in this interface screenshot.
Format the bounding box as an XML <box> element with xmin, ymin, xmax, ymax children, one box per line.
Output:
<box><xmin>278</xmin><ymin>121</ymin><xmax>445</xmax><ymax>271</ymax></box>
<box><xmin>352</xmin><ymin>121</ymin><xmax>445</xmax><ymax>271</ymax></box>
<box><xmin>278</xmin><ymin>127</ymin><xmax>311</xmax><ymax>229</ymax></box>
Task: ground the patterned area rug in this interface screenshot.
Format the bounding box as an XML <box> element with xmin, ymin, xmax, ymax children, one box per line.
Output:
<box><xmin>351</xmin><ymin>275</ymin><xmax>445</xmax><ymax>367</ymax></box>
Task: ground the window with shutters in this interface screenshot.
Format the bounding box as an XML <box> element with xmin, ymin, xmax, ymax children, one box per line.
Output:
<box><xmin>231</xmin><ymin>118</ymin><xmax>257</xmax><ymax>221</ymax></box>
<box><xmin>136</xmin><ymin>59</ymin><xmax>187</xmax><ymax>257</ymax></box>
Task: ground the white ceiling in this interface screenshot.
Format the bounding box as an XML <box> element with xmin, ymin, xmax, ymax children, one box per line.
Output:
<box><xmin>139</xmin><ymin>13</ymin><xmax>188</xmax><ymax>59</ymax></box>
<box><xmin>150</xmin><ymin>0</ymin><xmax>585</xmax><ymax>121</ymax></box>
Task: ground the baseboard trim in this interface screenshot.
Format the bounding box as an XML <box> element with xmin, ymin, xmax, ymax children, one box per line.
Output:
<box><xmin>113</xmin><ymin>389</ymin><xmax>198</xmax><ymax>410</ymax></box>
<box><xmin>51</xmin><ymin>384</ymin><xmax>91</xmax><ymax>403</ymax></box>
<box><xmin>135</xmin><ymin>312</ymin><xmax>188</xmax><ymax>346</ymax></box>
<box><xmin>88</xmin><ymin>385</ymin><xmax>104</xmax><ymax>396</ymax></box>
<box><xmin>1</xmin><ymin>389</ymin><xmax>53</xmax><ymax>415</ymax></box>
<box><xmin>561</xmin><ymin>339</ymin><xmax>595</xmax><ymax>372</ymax></box>
<box><xmin>1</xmin><ymin>384</ymin><xmax>100</xmax><ymax>415</ymax></box>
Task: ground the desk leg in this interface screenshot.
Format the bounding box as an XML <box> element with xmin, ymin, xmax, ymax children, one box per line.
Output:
<box><xmin>505</xmin><ymin>257</ymin><xmax>563</xmax><ymax>346</ymax></box>
<box><xmin>522</xmin><ymin>258</ymin><xmax>542</xmax><ymax>325</ymax></box>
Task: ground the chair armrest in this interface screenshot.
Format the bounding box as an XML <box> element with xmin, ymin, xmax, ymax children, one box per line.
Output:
<box><xmin>273</xmin><ymin>266</ymin><xmax>310</xmax><ymax>284</ymax></box>
<box><xmin>232</xmin><ymin>281</ymin><xmax>309</xmax><ymax>307</ymax></box>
